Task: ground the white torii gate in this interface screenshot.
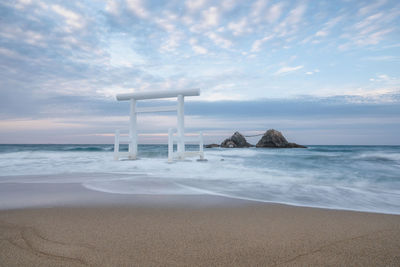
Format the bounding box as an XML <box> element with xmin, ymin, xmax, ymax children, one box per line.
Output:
<box><xmin>113</xmin><ymin>88</ymin><xmax>205</xmax><ymax>162</ymax></box>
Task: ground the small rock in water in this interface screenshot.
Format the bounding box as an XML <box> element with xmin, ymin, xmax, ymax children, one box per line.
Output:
<box><xmin>205</xmin><ymin>144</ymin><xmax>220</xmax><ymax>148</ymax></box>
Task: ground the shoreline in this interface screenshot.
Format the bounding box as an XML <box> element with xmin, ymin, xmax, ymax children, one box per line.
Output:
<box><xmin>1</xmin><ymin>175</ymin><xmax>400</xmax><ymax>265</ymax></box>
<box><xmin>0</xmin><ymin>177</ymin><xmax>399</xmax><ymax>216</ymax></box>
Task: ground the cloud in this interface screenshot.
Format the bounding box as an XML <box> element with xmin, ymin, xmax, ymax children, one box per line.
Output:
<box><xmin>106</xmin><ymin>0</ymin><xmax>119</xmax><ymax>15</ymax></box>
<box><xmin>14</xmin><ymin>0</ymin><xmax>33</xmax><ymax>10</ymax></box>
<box><xmin>154</xmin><ymin>14</ymin><xmax>178</xmax><ymax>33</ymax></box>
<box><xmin>274</xmin><ymin>65</ymin><xmax>304</xmax><ymax>76</ymax></box>
<box><xmin>251</xmin><ymin>35</ymin><xmax>274</xmax><ymax>52</ymax></box>
<box><xmin>315</xmin><ymin>30</ymin><xmax>328</xmax><ymax>37</ymax></box>
<box><xmin>51</xmin><ymin>4</ymin><xmax>85</xmax><ymax>31</ymax></box>
<box><xmin>0</xmin><ymin>47</ymin><xmax>22</xmax><ymax>59</ymax></box>
<box><xmin>338</xmin><ymin>6</ymin><xmax>398</xmax><ymax>49</ymax></box>
<box><xmin>354</xmin><ymin>12</ymin><xmax>383</xmax><ymax>30</ymax></box>
<box><xmin>221</xmin><ymin>0</ymin><xmax>237</xmax><ymax>11</ymax></box>
<box><xmin>189</xmin><ymin>38</ymin><xmax>208</xmax><ymax>54</ymax></box>
<box><xmin>362</xmin><ymin>28</ymin><xmax>393</xmax><ymax>45</ymax></box>
<box><xmin>265</xmin><ymin>3</ymin><xmax>285</xmax><ymax>23</ymax></box>
<box><xmin>0</xmin><ymin>25</ymin><xmax>46</xmax><ymax>47</ymax></box>
<box><xmin>251</xmin><ymin>0</ymin><xmax>268</xmax><ymax>21</ymax></box>
<box><xmin>301</xmin><ymin>15</ymin><xmax>344</xmax><ymax>44</ymax></box>
<box><xmin>160</xmin><ymin>31</ymin><xmax>184</xmax><ymax>53</ymax></box>
<box><xmin>202</xmin><ymin>6</ymin><xmax>220</xmax><ymax>27</ymax></box>
<box><xmin>305</xmin><ymin>69</ymin><xmax>320</xmax><ymax>75</ymax></box>
<box><xmin>358</xmin><ymin>0</ymin><xmax>387</xmax><ymax>16</ymax></box>
<box><xmin>264</xmin><ymin>3</ymin><xmax>306</xmax><ymax>44</ymax></box>
<box><xmin>206</xmin><ymin>32</ymin><xmax>232</xmax><ymax>49</ymax></box>
<box><xmin>363</xmin><ymin>55</ymin><xmax>399</xmax><ymax>61</ymax></box>
<box><xmin>370</xmin><ymin>74</ymin><xmax>396</xmax><ymax>83</ymax></box>
<box><xmin>126</xmin><ymin>0</ymin><xmax>149</xmax><ymax>19</ymax></box>
<box><xmin>282</xmin><ymin>4</ymin><xmax>306</xmax><ymax>26</ymax></box>
<box><xmin>192</xmin><ymin>45</ymin><xmax>208</xmax><ymax>54</ymax></box>
<box><xmin>185</xmin><ymin>0</ymin><xmax>208</xmax><ymax>12</ymax></box>
<box><xmin>228</xmin><ymin>17</ymin><xmax>251</xmax><ymax>36</ymax></box>
<box><xmin>188</xmin><ymin>6</ymin><xmax>222</xmax><ymax>33</ymax></box>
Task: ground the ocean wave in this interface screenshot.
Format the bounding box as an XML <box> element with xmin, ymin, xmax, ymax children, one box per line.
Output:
<box><xmin>0</xmin><ymin>144</ymin><xmax>115</xmax><ymax>153</ymax></box>
<box><xmin>354</xmin><ymin>152</ymin><xmax>400</xmax><ymax>163</ymax></box>
<box><xmin>61</xmin><ymin>146</ymin><xmax>113</xmax><ymax>152</ymax></box>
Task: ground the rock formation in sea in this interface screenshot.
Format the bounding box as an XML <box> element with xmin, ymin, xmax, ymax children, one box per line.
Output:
<box><xmin>221</xmin><ymin>132</ymin><xmax>252</xmax><ymax>148</ymax></box>
<box><xmin>256</xmin><ymin>129</ymin><xmax>306</xmax><ymax>148</ymax></box>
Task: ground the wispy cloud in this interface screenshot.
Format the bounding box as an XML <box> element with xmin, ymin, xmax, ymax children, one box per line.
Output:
<box><xmin>106</xmin><ymin>0</ymin><xmax>119</xmax><ymax>15</ymax></box>
<box><xmin>189</xmin><ymin>38</ymin><xmax>208</xmax><ymax>54</ymax></box>
<box><xmin>266</xmin><ymin>3</ymin><xmax>285</xmax><ymax>23</ymax></box>
<box><xmin>51</xmin><ymin>4</ymin><xmax>85</xmax><ymax>31</ymax></box>
<box><xmin>185</xmin><ymin>0</ymin><xmax>208</xmax><ymax>12</ymax></box>
<box><xmin>251</xmin><ymin>35</ymin><xmax>274</xmax><ymax>52</ymax></box>
<box><xmin>228</xmin><ymin>17</ymin><xmax>251</xmax><ymax>36</ymax></box>
<box><xmin>202</xmin><ymin>6</ymin><xmax>220</xmax><ymax>27</ymax></box>
<box><xmin>206</xmin><ymin>31</ymin><xmax>232</xmax><ymax>49</ymax></box>
<box><xmin>251</xmin><ymin>0</ymin><xmax>268</xmax><ymax>21</ymax></box>
<box><xmin>338</xmin><ymin>3</ymin><xmax>399</xmax><ymax>50</ymax></box>
<box><xmin>363</xmin><ymin>55</ymin><xmax>400</xmax><ymax>61</ymax></box>
<box><xmin>274</xmin><ymin>65</ymin><xmax>304</xmax><ymax>76</ymax></box>
<box><xmin>274</xmin><ymin>4</ymin><xmax>307</xmax><ymax>38</ymax></box>
<box><xmin>126</xmin><ymin>0</ymin><xmax>149</xmax><ymax>19</ymax></box>
<box><xmin>358</xmin><ymin>0</ymin><xmax>387</xmax><ymax>16</ymax></box>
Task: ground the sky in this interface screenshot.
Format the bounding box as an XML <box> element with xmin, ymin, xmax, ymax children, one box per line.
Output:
<box><xmin>0</xmin><ymin>0</ymin><xmax>399</xmax><ymax>145</ymax></box>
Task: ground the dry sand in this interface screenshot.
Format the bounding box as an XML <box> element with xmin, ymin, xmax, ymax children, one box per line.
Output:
<box><xmin>1</xmin><ymin>196</ymin><xmax>400</xmax><ymax>266</ymax></box>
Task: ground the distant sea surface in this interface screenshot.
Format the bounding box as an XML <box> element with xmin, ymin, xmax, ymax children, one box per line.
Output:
<box><xmin>0</xmin><ymin>144</ymin><xmax>399</xmax><ymax>214</ymax></box>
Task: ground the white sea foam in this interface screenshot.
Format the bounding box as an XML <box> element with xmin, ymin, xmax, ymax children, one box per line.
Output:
<box><xmin>354</xmin><ymin>152</ymin><xmax>400</xmax><ymax>162</ymax></box>
<box><xmin>82</xmin><ymin>178</ymin><xmax>205</xmax><ymax>195</ymax></box>
<box><xmin>1</xmin><ymin>145</ymin><xmax>400</xmax><ymax>214</ymax></box>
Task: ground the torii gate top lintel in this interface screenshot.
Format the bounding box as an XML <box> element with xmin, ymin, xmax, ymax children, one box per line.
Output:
<box><xmin>116</xmin><ymin>88</ymin><xmax>200</xmax><ymax>101</ymax></box>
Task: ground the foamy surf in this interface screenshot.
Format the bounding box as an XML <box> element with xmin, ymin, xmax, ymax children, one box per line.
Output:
<box><xmin>0</xmin><ymin>144</ymin><xmax>399</xmax><ymax>214</ymax></box>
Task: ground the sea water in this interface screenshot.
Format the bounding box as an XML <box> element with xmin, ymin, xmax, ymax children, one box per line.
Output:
<box><xmin>0</xmin><ymin>144</ymin><xmax>399</xmax><ymax>214</ymax></box>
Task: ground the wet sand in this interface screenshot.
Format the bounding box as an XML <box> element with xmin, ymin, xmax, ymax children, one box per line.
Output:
<box><xmin>1</xmin><ymin>190</ymin><xmax>400</xmax><ymax>266</ymax></box>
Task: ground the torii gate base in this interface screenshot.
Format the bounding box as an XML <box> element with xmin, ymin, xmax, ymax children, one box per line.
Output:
<box><xmin>113</xmin><ymin>89</ymin><xmax>205</xmax><ymax>162</ymax></box>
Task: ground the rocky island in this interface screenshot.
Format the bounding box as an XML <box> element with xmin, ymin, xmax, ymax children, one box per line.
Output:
<box><xmin>220</xmin><ymin>132</ymin><xmax>253</xmax><ymax>148</ymax></box>
<box><xmin>206</xmin><ymin>129</ymin><xmax>306</xmax><ymax>148</ymax></box>
<box><xmin>256</xmin><ymin>129</ymin><xmax>306</xmax><ymax>148</ymax></box>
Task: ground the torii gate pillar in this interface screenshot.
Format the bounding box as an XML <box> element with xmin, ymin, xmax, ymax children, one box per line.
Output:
<box><xmin>177</xmin><ymin>94</ymin><xmax>185</xmax><ymax>158</ymax></box>
<box><xmin>129</xmin><ymin>99</ymin><xmax>138</xmax><ymax>159</ymax></box>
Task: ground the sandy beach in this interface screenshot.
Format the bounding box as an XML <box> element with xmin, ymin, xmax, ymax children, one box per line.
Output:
<box><xmin>1</xmin><ymin>183</ymin><xmax>400</xmax><ymax>266</ymax></box>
